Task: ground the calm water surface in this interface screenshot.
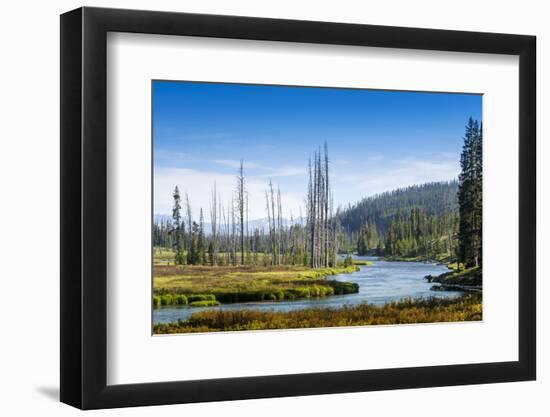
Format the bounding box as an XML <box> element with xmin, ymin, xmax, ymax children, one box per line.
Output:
<box><xmin>153</xmin><ymin>257</ymin><xmax>461</xmax><ymax>324</ymax></box>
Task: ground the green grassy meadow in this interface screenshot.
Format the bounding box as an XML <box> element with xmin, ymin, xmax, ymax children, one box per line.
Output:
<box><xmin>153</xmin><ymin>263</ymin><xmax>360</xmax><ymax>306</ymax></box>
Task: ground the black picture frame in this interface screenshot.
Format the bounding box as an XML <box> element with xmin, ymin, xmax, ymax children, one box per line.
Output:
<box><xmin>60</xmin><ymin>6</ymin><xmax>536</xmax><ymax>410</ymax></box>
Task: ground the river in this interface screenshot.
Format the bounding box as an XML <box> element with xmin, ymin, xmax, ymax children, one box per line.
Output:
<box><xmin>153</xmin><ymin>256</ymin><xmax>462</xmax><ymax>324</ymax></box>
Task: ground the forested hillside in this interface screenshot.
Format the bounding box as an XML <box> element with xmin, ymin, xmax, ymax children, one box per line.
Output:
<box><xmin>338</xmin><ymin>181</ymin><xmax>458</xmax><ymax>237</ymax></box>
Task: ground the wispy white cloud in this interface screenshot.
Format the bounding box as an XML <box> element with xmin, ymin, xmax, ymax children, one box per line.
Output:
<box><xmin>333</xmin><ymin>154</ymin><xmax>459</xmax><ymax>201</ymax></box>
<box><xmin>365</xmin><ymin>155</ymin><xmax>385</xmax><ymax>163</ymax></box>
<box><xmin>154</xmin><ymin>150</ymin><xmax>191</xmax><ymax>164</ymax></box>
<box><xmin>254</xmin><ymin>166</ymin><xmax>306</xmax><ymax>178</ymax></box>
<box><xmin>212</xmin><ymin>159</ymin><xmax>305</xmax><ymax>178</ymax></box>
<box><xmin>154</xmin><ymin>167</ymin><xmax>304</xmax><ymax>220</ymax></box>
<box><xmin>212</xmin><ymin>159</ymin><xmax>259</xmax><ymax>169</ymax></box>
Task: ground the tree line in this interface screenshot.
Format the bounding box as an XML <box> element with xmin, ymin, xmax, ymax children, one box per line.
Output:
<box><xmin>154</xmin><ymin>117</ymin><xmax>482</xmax><ymax>269</ymax></box>
<box><xmin>154</xmin><ymin>144</ymin><xmax>348</xmax><ymax>267</ymax></box>
<box><xmin>338</xmin><ymin>181</ymin><xmax>459</xmax><ymax>237</ymax></box>
<box><xmin>383</xmin><ymin>209</ymin><xmax>458</xmax><ymax>259</ymax></box>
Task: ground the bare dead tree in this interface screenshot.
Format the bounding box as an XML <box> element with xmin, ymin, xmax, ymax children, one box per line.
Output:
<box><xmin>305</xmin><ymin>144</ymin><xmax>333</xmax><ymax>269</ymax></box>
<box><xmin>265</xmin><ymin>188</ymin><xmax>275</xmax><ymax>265</ymax></box>
<box><xmin>219</xmin><ymin>198</ymin><xmax>225</xmax><ymax>264</ymax></box>
<box><xmin>185</xmin><ymin>192</ymin><xmax>193</xmax><ymax>252</ymax></box>
<box><xmin>246</xmin><ymin>191</ymin><xmax>250</xmax><ymax>263</ymax></box>
<box><xmin>209</xmin><ymin>182</ymin><xmax>218</xmax><ymax>265</ymax></box>
<box><xmin>269</xmin><ymin>179</ymin><xmax>279</xmax><ymax>265</ymax></box>
<box><xmin>230</xmin><ymin>196</ymin><xmax>236</xmax><ymax>265</ymax></box>
<box><xmin>222</xmin><ymin>201</ymin><xmax>230</xmax><ymax>264</ymax></box>
<box><xmin>236</xmin><ymin>160</ymin><xmax>246</xmax><ymax>265</ymax></box>
<box><xmin>316</xmin><ymin>150</ymin><xmax>322</xmax><ymax>267</ymax></box>
<box><xmin>277</xmin><ymin>186</ymin><xmax>283</xmax><ymax>263</ymax></box>
<box><xmin>308</xmin><ymin>157</ymin><xmax>316</xmax><ymax>268</ymax></box>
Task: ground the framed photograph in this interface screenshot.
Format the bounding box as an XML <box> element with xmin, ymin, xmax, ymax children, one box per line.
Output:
<box><xmin>60</xmin><ymin>6</ymin><xmax>536</xmax><ymax>409</ymax></box>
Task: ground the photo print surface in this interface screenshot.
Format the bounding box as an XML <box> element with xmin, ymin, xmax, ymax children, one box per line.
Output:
<box><xmin>152</xmin><ymin>81</ymin><xmax>483</xmax><ymax>334</ymax></box>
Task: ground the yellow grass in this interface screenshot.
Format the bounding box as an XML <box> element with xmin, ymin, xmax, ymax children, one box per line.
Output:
<box><xmin>153</xmin><ymin>264</ymin><xmax>360</xmax><ymax>304</ymax></box>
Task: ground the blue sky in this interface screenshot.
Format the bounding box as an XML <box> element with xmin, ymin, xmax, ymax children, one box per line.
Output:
<box><xmin>153</xmin><ymin>81</ymin><xmax>482</xmax><ymax>220</ymax></box>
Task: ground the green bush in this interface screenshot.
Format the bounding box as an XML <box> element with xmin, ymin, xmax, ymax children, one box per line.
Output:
<box><xmin>327</xmin><ymin>280</ymin><xmax>359</xmax><ymax>295</ymax></box>
<box><xmin>158</xmin><ymin>294</ymin><xmax>189</xmax><ymax>306</ymax></box>
<box><xmin>189</xmin><ymin>300</ymin><xmax>221</xmax><ymax>307</ymax></box>
<box><xmin>160</xmin><ymin>295</ymin><xmax>172</xmax><ymax>305</ymax></box>
<box><xmin>187</xmin><ymin>294</ymin><xmax>216</xmax><ymax>302</ymax></box>
<box><xmin>174</xmin><ymin>294</ymin><xmax>188</xmax><ymax>305</ymax></box>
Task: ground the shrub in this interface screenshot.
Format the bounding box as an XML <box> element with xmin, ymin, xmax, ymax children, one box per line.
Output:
<box><xmin>158</xmin><ymin>294</ymin><xmax>189</xmax><ymax>306</ymax></box>
<box><xmin>174</xmin><ymin>294</ymin><xmax>188</xmax><ymax>305</ymax></box>
<box><xmin>189</xmin><ymin>300</ymin><xmax>221</xmax><ymax>307</ymax></box>
<box><xmin>187</xmin><ymin>294</ymin><xmax>216</xmax><ymax>302</ymax></box>
<box><xmin>160</xmin><ymin>295</ymin><xmax>172</xmax><ymax>306</ymax></box>
<box><xmin>327</xmin><ymin>281</ymin><xmax>359</xmax><ymax>295</ymax></box>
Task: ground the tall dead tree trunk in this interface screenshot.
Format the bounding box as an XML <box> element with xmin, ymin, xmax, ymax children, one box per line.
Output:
<box><xmin>185</xmin><ymin>192</ymin><xmax>193</xmax><ymax>252</ymax></box>
<box><xmin>246</xmin><ymin>192</ymin><xmax>249</xmax><ymax>264</ymax></box>
<box><xmin>231</xmin><ymin>197</ymin><xmax>236</xmax><ymax>265</ymax></box>
<box><xmin>265</xmin><ymin>189</ymin><xmax>275</xmax><ymax>265</ymax></box>
<box><xmin>324</xmin><ymin>143</ymin><xmax>330</xmax><ymax>267</ymax></box>
<box><xmin>308</xmin><ymin>157</ymin><xmax>316</xmax><ymax>268</ymax></box>
<box><xmin>277</xmin><ymin>187</ymin><xmax>283</xmax><ymax>263</ymax></box>
<box><xmin>236</xmin><ymin>161</ymin><xmax>245</xmax><ymax>265</ymax></box>
<box><xmin>209</xmin><ymin>183</ymin><xmax>218</xmax><ymax>265</ymax></box>
<box><xmin>268</xmin><ymin>180</ymin><xmax>278</xmax><ymax>265</ymax></box>
<box><xmin>305</xmin><ymin>145</ymin><xmax>333</xmax><ymax>269</ymax></box>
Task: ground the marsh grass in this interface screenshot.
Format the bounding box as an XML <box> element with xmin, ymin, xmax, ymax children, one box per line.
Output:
<box><xmin>189</xmin><ymin>300</ymin><xmax>221</xmax><ymax>307</ymax></box>
<box><xmin>153</xmin><ymin>294</ymin><xmax>482</xmax><ymax>333</ymax></box>
<box><xmin>153</xmin><ymin>265</ymin><xmax>360</xmax><ymax>306</ymax></box>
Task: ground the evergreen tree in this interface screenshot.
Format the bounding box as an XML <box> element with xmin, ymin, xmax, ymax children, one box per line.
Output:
<box><xmin>208</xmin><ymin>242</ymin><xmax>214</xmax><ymax>265</ymax></box>
<box><xmin>187</xmin><ymin>221</ymin><xmax>199</xmax><ymax>265</ymax></box>
<box><xmin>473</xmin><ymin>123</ymin><xmax>483</xmax><ymax>266</ymax></box>
<box><xmin>376</xmin><ymin>241</ymin><xmax>384</xmax><ymax>256</ymax></box>
<box><xmin>198</xmin><ymin>208</ymin><xmax>206</xmax><ymax>264</ymax></box>
<box><xmin>172</xmin><ymin>186</ymin><xmax>185</xmax><ymax>265</ymax></box>
<box><xmin>458</xmin><ymin>118</ymin><xmax>482</xmax><ymax>268</ymax></box>
<box><xmin>356</xmin><ymin>222</ymin><xmax>379</xmax><ymax>255</ymax></box>
<box><xmin>357</xmin><ymin>224</ymin><xmax>367</xmax><ymax>255</ymax></box>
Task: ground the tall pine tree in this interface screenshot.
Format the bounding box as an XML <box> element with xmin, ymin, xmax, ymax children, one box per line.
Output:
<box><xmin>172</xmin><ymin>186</ymin><xmax>185</xmax><ymax>265</ymax></box>
<box><xmin>458</xmin><ymin>118</ymin><xmax>482</xmax><ymax>268</ymax></box>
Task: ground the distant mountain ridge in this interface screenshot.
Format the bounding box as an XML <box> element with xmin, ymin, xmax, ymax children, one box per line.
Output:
<box><xmin>337</xmin><ymin>180</ymin><xmax>459</xmax><ymax>236</ymax></box>
<box><xmin>153</xmin><ymin>214</ymin><xmax>305</xmax><ymax>235</ymax></box>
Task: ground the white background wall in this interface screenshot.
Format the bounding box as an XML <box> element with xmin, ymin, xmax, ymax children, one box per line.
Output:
<box><xmin>0</xmin><ymin>0</ymin><xmax>546</xmax><ymax>415</ymax></box>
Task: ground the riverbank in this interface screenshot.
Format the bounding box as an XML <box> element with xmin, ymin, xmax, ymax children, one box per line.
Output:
<box><xmin>383</xmin><ymin>254</ymin><xmax>451</xmax><ymax>264</ymax></box>
<box><xmin>352</xmin><ymin>259</ymin><xmax>374</xmax><ymax>266</ymax></box>
<box><xmin>381</xmin><ymin>255</ymin><xmax>481</xmax><ymax>293</ymax></box>
<box><xmin>426</xmin><ymin>267</ymin><xmax>482</xmax><ymax>293</ymax></box>
<box><xmin>154</xmin><ymin>294</ymin><xmax>482</xmax><ymax>333</ymax></box>
<box><xmin>154</xmin><ymin>264</ymin><xmax>361</xmax><ymax>307</ymax></box>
